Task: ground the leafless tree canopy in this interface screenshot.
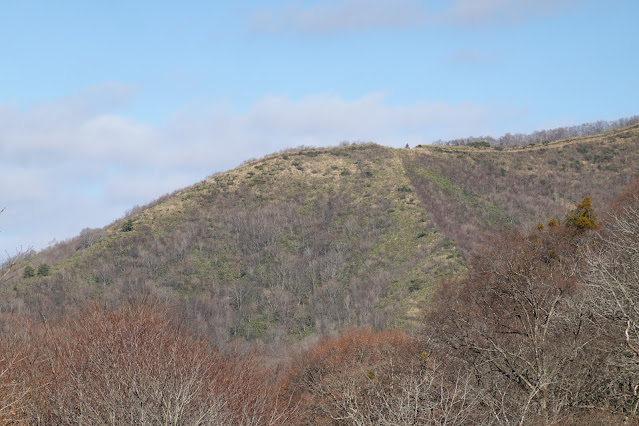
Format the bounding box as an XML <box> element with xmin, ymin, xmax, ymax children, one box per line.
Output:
<box><xmin>435</xmin><ymin>115</ymin><xmax>639</xmax><ymax>147</ymax></box>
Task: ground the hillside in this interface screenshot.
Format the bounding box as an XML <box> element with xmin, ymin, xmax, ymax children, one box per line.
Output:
<box><xmin>3</xmin><ymin>124</ymin><xmax>639</xmax><ymax>347</ymax></box>
<box><xmin>406</xmin><ymin>124</ymin><xmax>639</xmax><ymax>252</ymax></box>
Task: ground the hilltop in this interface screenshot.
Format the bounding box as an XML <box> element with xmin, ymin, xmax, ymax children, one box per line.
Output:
<box><xmin>3</xmin><ymin>124</ymin><xmax>639</xmax><ymax>348</ymax></box>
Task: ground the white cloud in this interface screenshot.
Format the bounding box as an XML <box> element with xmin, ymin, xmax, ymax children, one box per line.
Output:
<box><xmin>446</xmin><ymin>0</ymin><xmax>581</xmax><ymax>27</ymax></box>
<box><xmin>251</xmin><ymin>0</ymin><xmax>585</xmax><ymax>34</ymax></box>
<box><xmin>166</xmin><ymin>92</ymin><xmax>508</xmax><ymax>157</ymax></box>
<box><xmin>0</xmin><ymin>167</ymin><xmax>54</xmax><ymax>202</ymax></box>
<box><xmin>244</xmin><ymin>93</ymin><xmax>494</xmax><ymax>138</ymax></box>
<box><xmin>446</xmin><ymin>48</ymin><xmax>501</xmax><ymax>65</ymax></box>
<box><xmin>252</xmin><ymin>0</ymin><xmax>430</xmax><ymax>34</ymax></box>
<box><xmin>0</xmin><ymin>82</ymin><xmax>143</xmax><ymax>162</ymax></box>
<box><xmin>25</xmin><ymin>82</ymin><xmax>134</xmax><ymax>126</ymax></box>
<box><xmin>0</xmin><ymin>84</ymin><xmax>518</xmax><ymax>254</ymax></box>
<box><xmin>103</xmin><ymin>171</ymin><xmax>199</xmax><ymax>205</ymax></box>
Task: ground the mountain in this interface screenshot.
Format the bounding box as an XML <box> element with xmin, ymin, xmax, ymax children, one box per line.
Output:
<box><xmin>4</xmin><ymin>124</ymin><xmax>639</xmax><ymax>347</ymax></box>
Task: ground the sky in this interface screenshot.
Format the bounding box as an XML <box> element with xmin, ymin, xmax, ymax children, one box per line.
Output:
<box><xmin>1</xmin><ymin>0</ymin><xmax>638</xmax><ymax>256</ymax></box>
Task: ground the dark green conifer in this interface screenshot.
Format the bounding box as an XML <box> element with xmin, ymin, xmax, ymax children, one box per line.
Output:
<box><xmin>23</xmin><ymin>265</ymin><xmax>35</xmax><ymax>278</ymax></box>
<box><xmin>37</xmin><ymin>263</ymin><xmax>50</xmax><ymax>277</ymax></box>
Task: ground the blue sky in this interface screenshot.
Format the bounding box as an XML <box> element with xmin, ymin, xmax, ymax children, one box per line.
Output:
<box><xmin>1</xmin><ymin>0</ymin><xmax>638</xmax><ymax>255</ymax></box>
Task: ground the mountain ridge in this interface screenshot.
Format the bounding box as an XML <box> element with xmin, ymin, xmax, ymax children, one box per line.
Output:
<box><xmin>3</xmin><ymin>124</ymin><xmax>639</xmax><ymax>347</ymax></box>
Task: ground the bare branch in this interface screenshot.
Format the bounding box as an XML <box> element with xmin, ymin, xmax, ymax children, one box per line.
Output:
<box><xmin>625</xmin><ymin>320</ymin><xmax>639</xmax><ymax>358</ymax></box>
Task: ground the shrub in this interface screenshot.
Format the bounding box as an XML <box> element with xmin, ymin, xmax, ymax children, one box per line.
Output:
<box><xmin>566</xmin><ymin>196</ymin><xmax>598</xmax><ymax>230</ymax></box>
<box><xmin>22</xmin><ymin>265</ymin><xmax>35</xmax><ymax>278</ymax></box>
<box><xmin>467</xmin><ymin>141</ymin><xmax>491</xmax><ymax>148</ymax></box>
<box><xmin>36</xmin><ymin>264</ymin><xmax>50</xmax><ymax>277</ymax></box>
<box><xmin>285</xmin><ymin>328</ymin><xmax>479</xmax><ymax>425</ymax></box>
<box><xmin>121</xmin><ymin>218</ymin><xmax>134</xmax><ymax>232</ymax></box>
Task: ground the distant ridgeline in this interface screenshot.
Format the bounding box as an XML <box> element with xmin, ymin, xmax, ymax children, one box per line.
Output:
<box><xmin>432</xmin><ymin>115</ymin><xmax>639</xmax><ymax>148</ymax></box>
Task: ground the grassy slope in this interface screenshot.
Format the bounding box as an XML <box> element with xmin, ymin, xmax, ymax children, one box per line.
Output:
<box><xmin>405</xmin><ymin>124</ymin><xmax>639</xmax><ymax>254</ymax></box>
<box><xmin>5</xmin><ymin>125</ymin><xmax>639</xmax><ymax>346</ymax></box>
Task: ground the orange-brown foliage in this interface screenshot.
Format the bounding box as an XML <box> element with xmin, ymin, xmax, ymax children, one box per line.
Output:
<box><xmin>609</xmin><ymin>176</ymin><xmax>639</xmax><ymax>213</ymax></box>
<box><xmin>286</xmin><ymin>329</ymin><xmax>430</xmax><ymax>424</ymax></box>
<box><xmin>0</xmin><ymin>300</ymin><xmax>293</xmax><ymax>425</ymax></box>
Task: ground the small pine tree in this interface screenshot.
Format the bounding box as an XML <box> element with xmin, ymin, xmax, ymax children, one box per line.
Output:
<box><xmin>121</xmin><ymin>218</ymin><xmax>134</xmax><ymax>232</ymax></box>
<box><xmin>566</xmin><ymin>196</ymin><xmax>598</xmax><ymax>230</ymax></box>
<box><xmin>37</xmin><ymin>263</ymin><xmax>50</xmax><ymax>277</ymax></box>
<box><xmin>23</xmin><ymin>265</ymin><xmax>35</xmax><ymax>278</ymax></box>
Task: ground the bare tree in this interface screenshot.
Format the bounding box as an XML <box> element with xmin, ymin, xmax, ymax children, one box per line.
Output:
<box><xmin>435</xmin><ymin>115</ymin><xmax>639</xmax><ymax>147</ymax></box>
<box><xmin>9</xmin><ymin>300</ymin><xmax>295</xmax><ymax>425</ymax></box>
<box><xmin>583</xmin><ymin>187</ymin><xmax>639</xmax><ymax>411</ymax></box>
<box><xmin>429</xmin><ymin>227</ymin><xmax>603</xmax><ymax>424</ymax></box>
<box><xmin>585</xmin><ymin>202</ymin><xmax>639</xmax><ymax>327</ymax></box>
<box><xmin>287</xmin><ymin>329</ymin><xmax>481</xmax><ymax>425</ymax></box>
<box><xmin>0</xmin><ymin>208</ymin><xmax>32</xmax><ymax>285</ymax></box>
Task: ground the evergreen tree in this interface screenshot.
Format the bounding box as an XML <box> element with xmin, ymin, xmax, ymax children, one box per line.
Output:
<box><xmin>121</xmin><ymin>219</ymin><xmax>134</xmax><ymax>232</ymax></box>
<box><xmin>23</xmin><ymin>265</ymin><xmax>35</xmax><ymax>278</ymax></box>
<box><xmin>37</xmin><ymin>263</ymin><xmax>50</xmax><ymax>277</ymax></box>
<box><xmin>566</xmin><ymin>197</ymin><xmax>598</xmax><ymax>230</ymax></box>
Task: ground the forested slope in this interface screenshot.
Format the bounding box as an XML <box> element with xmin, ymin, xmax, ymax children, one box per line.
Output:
<box><xmin>406</xmin><ymin>123</ymin><xmax>639</xmax><ymax>253</ymax></box>
<box><xmin>5</xmin><ymin>143</ymin><xmax>462</xmax><ymax>346</ymax></box>
<box><xmin>2</xmin><ymin>124</ymin><xmax>639</xmax><ymax>348</ymax></box>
